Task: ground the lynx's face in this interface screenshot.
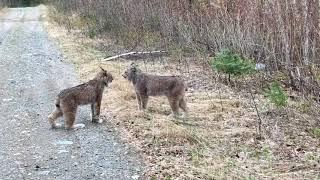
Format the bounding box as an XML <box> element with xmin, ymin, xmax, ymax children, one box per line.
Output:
<box><xmin>102</xmin><ymin>72</ymin><xmax>113</xmax><ymax>87</ymax></box>
<box><xmin>98</xmin><ymin>67</ymin><xmax>113</xmax><ymax>87</ymax></box>
<box><xmin>122</xmin><ymin>63</ymin><xmax>139</xmax><ymax>81</ymax></box>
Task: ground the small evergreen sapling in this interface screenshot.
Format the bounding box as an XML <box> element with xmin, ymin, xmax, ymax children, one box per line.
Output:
<box><xmin>210</xmin><ymin>49</ymin><xmax>255</xmax><ymax>82</ymax></box>
<box><xmin>265</xmin><ymin>81</ymin><xmax>288</xmax><ymax>108</ymax></box>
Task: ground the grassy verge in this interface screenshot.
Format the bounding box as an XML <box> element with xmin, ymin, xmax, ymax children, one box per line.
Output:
<box><xmin>0</xmin><ymin>7</ymin><xmax>8</xmax><ymax>15</ymax></box>
<box><xmin>44</xmin><ymin>8</ymin><xmax>320</xmax><ymax>179</ymax></box>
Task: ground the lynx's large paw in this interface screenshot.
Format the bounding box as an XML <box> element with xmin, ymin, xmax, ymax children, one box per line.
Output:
<box><xmin>168</xmin><ymin>113</ymin><xmax>180</xmax><ymax>119</ymax></box>
<box><xmin>50</xmin><ymin>122</ymin><xmax>62</xmax><ymax>129</ymax></box>
<box><xmin>92</xmin><ymin>115</ymin><xmax>104</xmax><ymax>123</ymax></box>
<box><xmin>92</xmin><ymin>116</ymin><xmax>101</xmax><ymax>123</ymax></box>
<box><xmin>181</xmin><ymin>112</ymin><xmax>188</xmax><ymax>119</ymax></box>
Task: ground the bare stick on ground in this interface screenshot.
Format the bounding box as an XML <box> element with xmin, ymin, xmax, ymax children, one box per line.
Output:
<box><xmin>104</xmin><ymin>50</ymin><xmax>167</xmax><ymax>61</ymax></box>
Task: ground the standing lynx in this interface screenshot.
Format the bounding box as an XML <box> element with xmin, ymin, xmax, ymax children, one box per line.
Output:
<box><xmin>48</xmin><ymin>67</ymin><xmax>113</xmax><ymax>129</ymax></box>
<box><xmin>123</xmin><ymin>63</ymin><xmax>188</xmax><ymax>118</ymax></box>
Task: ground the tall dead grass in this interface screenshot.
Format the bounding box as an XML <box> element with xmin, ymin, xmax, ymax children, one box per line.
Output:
<box><xmin>0</xmin><ymin>0</ymin><xmax>12</xmax><ymax>8</ymax></box>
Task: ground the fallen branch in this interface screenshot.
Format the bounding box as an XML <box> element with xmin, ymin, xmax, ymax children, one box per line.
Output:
<box><xmin>104</xmin><ymin>50</ymin><xmax>167</xmax><ymax>61</ymax></box>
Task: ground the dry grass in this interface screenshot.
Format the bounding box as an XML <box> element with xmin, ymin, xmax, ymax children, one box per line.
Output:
<box><xmin>0</xmin><ymin>7</ymin><xmax>8</xmax><ymax>15</ymax></box>
<box><xmin>44</xmin><ymin>12</ymin><xmax>320</xmax><ymax>179</ymax></box>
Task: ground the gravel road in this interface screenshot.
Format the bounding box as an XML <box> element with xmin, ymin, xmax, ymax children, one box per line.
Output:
<box><xmin>0</xmin><ymin>7</ymin><xmax>143</xmax><ymax>180</ymax></box>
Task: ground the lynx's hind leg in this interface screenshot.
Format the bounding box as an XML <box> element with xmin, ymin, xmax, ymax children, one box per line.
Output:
<box><xmin>48</xmin><ymin>107</ymin><xmax>63</xmax><ymax>128</ymax></box>
<box><xmin>179</xmin><ymin>97</ymin><xmax>188</xmax><ymax>119</ymax></box>
<box><xmin>64</xmin><ymin>111</ymin><xmax>76</xmax><ymax>130</ymax></box>
<box><xmin>168</xmin><ymin>97</ymin><xmax>180</xmax><ymax>118</ymax></box>
<box><xmin>61</xmin><ymin>101</ymin><xmax>77</xmax><ymax>130</ymax></box>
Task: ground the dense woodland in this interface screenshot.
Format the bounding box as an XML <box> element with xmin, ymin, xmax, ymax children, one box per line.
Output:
<box><xmin>2</xmin><ymin>0</ymin><xmax>320</xmax><ymax>99</ymax></box>
<box><xmin>0</xmin><ymin>0</ymin><xmax>40</xmax><ymax>7</ymax></box>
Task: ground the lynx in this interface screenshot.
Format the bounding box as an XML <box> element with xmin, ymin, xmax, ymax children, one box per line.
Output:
<box><xmin>48</xmin><ymin>67</ymin><xmax>113</xmax><ymax>129</ymax></box>
<box><xmin>123</xmin><ymin>63</ymin><xmax>188</xmax><ymax>118</ymax></box>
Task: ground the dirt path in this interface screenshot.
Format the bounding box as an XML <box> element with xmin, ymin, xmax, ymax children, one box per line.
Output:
<box><xmin>0</xmin><ymin>7</ymin><xmax>143</xmax><ymax>180</ymax></box>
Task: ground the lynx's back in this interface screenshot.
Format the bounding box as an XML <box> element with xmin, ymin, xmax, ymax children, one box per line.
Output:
<box><xmin>135</xmin><ymin>73</ymin><xmax>186</xmax><ymax>97</ymax></box>
<box><xmin>57</xmin><ymin>80</ymin><xmax>100</xmax><ymax>105</ymax></box>
<box><xmin>143</xmin><ymin>74</ymin><xmax>185</xmax><ymax>96</ymax></box>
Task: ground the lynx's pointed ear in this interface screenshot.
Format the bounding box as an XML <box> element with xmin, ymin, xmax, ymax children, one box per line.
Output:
<box><xmin>130</xmin><ymin>62</ymin><xmax>138</xmax><ymax>68</ymax></box>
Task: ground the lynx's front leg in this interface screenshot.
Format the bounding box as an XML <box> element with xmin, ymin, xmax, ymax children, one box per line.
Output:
<box><xmin>92</xmin><ymin>96</ymin><xmax>102</xmax><ymax>123</ymax></box>
<box><xmin>91</xmin><ymin>103</ymin><xmax>96</xmax><ymax>121</ymax></box>
<box><xmin>141</xmin><ymin>95</ymin><xmax>149</xmax><ymax>110</ymax></box>
<box><xmin>136</xmin><ymin>93</ymin><xmax>143</xmax><ymax>110</ymax></box>
<box><xmin>62</xmin><ymin>104</ymin><xmax>77</xmax><ymax>130</ymax></box>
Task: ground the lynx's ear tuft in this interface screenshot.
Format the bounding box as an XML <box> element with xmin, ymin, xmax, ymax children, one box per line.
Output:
<box><xmin>99</xmin><ymin>66</ymin><xmax>106</xmax><ymax>72</ymax></box>
<box><xmin>130</xmin><ymin>62</ymin><xmax>138</xmax><ymax>68</ymax></box>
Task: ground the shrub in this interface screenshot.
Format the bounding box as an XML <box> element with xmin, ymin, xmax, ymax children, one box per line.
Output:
<box><xmin>265</xmin><ymin>81</ymin><xmax>288</xmax><ymax>108</ymax></box>
<box><xmin>311</xmin><ymin>128</ymin><xmax>320</xmax><ymax>138</ymax></box>
<box><xmin>88</xmin><ymin>28</ymin><xmax>97</xmax><ymax>39</ymax></box>
<box><xmin>210</xmin><ymin>49</ymin><xmax>255</xmax><ymax>77</ymax></box>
